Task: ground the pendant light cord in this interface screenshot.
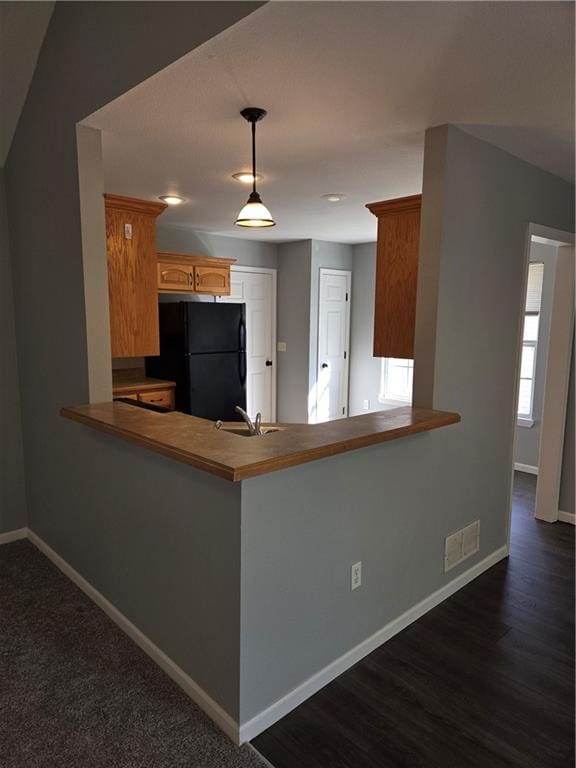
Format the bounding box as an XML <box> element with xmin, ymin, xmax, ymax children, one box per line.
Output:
<box><xmin>251</xmin><ymin>119</ymin><xmax>257</xmax><ymax>195</ymax></box>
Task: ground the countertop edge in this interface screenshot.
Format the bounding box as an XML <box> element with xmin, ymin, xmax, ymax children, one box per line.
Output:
<box><xmin>112</xmin><ymin>381</ymin><xmax>176</xmax><ymax>393</ymax></box>
<box><xmin>61</xmin><ymin>407</ymin><xmax>237</xmax><ymax>481</ymax></box>
<box><xmin>231</xmin><ymin>411</ymin><xmax>460</xmax><ymax>481</ymax></box>
<box><xmin>61</xmin><ymin>405</ymin><xmax>460</xmax><ymax>482</ymax></box>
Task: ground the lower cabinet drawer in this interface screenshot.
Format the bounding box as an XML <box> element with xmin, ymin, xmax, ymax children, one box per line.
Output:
<box><xmin>138</xmin><ymin>389</ymin><xmax>175</xmax><ymax>409</ymax></box>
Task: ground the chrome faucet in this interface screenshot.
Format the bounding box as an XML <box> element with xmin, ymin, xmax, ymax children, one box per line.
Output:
<box><xmin>235</xmin><ymin>406</ymin><xmax>263</xmax><ymax>435</ymax></box>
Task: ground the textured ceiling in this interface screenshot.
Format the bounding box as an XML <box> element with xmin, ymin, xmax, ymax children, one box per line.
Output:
<box><xmin>85</xmin><ymin>1</ymin><xmax>574</xmax><ymax>244</ymax></box>
<box><xmin>0</xmin><ymin>1</ymin><xmax>54</xmax><ymax>165</ymax></box>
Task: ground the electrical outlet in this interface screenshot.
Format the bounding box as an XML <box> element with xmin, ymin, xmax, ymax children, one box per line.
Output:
<box><xmin>351</xmin><ymin>561</ymin><xmax>362</xmax><ymax>590</ymax></box>
<box><xmin>277</xmin><ymin>341</ymin><xmax>287</xmax><ymax>352</ymax></box>
<box><xmin>363</xmin><ymin>399</ymin><xmax>370</xmax><ymax>410</ymax></box>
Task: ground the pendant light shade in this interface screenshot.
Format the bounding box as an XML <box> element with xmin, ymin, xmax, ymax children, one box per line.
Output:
<box><xmin>236</xmin><ymin>191</ymin><xmax>275</xmax><ymax>228</ymax></box>
<box><xmin>235</xmin><ymin>107</ymin><xmax>275</xmax><ymax>228</ymax></box>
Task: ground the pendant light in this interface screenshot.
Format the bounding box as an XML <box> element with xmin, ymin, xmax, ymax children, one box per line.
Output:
<box><xmin>235</xmin><ymin>107</ymin><xmax>275</xmax><ymax>228</ymax></box>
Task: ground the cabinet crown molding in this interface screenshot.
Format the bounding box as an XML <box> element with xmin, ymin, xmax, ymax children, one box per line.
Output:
<box><xmin>104</xmin><ymin>193</ymin><xmax>168</xmax><ymax>217</ymax></box>
<box><xmin>157</xmin><ymin>251</ymin><xmax>236</xmax><ymax>267</ymax></box>
<box><xmin>366</xmin><ymin>194</ymin><xmax>422</xmax><ymax>218</ymax></box>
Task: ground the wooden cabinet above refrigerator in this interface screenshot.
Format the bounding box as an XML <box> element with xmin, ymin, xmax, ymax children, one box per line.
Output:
<box><xmin>157</xmin><ymin>252</ymin><xmax>235</xmax><ymax>296</ymax></box>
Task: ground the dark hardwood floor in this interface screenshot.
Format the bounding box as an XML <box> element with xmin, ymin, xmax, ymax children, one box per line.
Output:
<box><xmin>252</xmin><ymin>472</ymin><xmax>575</xmax><ymax>768</ymax></box>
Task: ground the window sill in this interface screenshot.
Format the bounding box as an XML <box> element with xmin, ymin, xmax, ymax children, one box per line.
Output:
<box><xmin>516</xmin><ymin>417</ymin><xmax>534</xmax><ymax>428</ymax></box>
<box><xmin>378</xmin><ymin>396</ymin><xmax>411</xmax><ymax>407</ymax></box>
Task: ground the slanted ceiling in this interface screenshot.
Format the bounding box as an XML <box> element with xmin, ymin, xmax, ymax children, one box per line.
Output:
<box><xmin>85</xmin><ymin>1</ymin><xmax>574</xmax><ymax>243</ymax></box>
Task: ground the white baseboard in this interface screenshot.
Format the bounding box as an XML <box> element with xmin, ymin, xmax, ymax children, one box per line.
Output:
<box><xmin>0</xmin><ymin>527</ymin><xmax>28</xmax><ymax>545</ymax></box>
<box><xmin>239</xmin><ymin>545</ymin><xmax>509</xmax><ymax>743</ymax></box>
<box><xmin>27</xmin><ymin>529</ymin><xmax>241</xmax><ymax>744</ymax></box>
<box><xmin>558</xmin><ymin>510</ymin><xmax>575</xmax><ymax>525</ymax></box>
<box><xmin>514</xmin><ymin>462</ymin><xmax>538</xmax><ymax>475</ymax></box>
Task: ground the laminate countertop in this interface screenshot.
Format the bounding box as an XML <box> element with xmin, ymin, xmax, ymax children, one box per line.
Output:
<box><xmin>112</xmin><ymin>371</ymin><xmax>176</xmax><ymax>393</ymax></box>
<box><xmin>61</xmin><ymin>402</ymin><xmax>460</xmax><ymax>482</ymax></box>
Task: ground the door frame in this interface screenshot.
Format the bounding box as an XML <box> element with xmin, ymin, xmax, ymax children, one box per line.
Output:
<box><xmin>228</xmin><ymin>265</ymin><xmax>278</xmax><ymax>422</ymax></box>
<box><xmin>535</xmin><ymin>244</ymin><xmax>574</xmax><ymax>522</ymax></box>
<box><xmin>507</xmin><ymin>224</ymin><xmax>574</xmax><ymax>542</ymax></box>
<box><xmin>315</xmin><ymin>268</ymin><xmax>352</xmax><ymax>422</ymax></box>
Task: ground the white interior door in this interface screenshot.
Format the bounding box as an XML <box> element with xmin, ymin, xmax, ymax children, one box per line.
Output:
<box><xmin>316</xmin><ymin>269</ymin><xmax>351</xmax><ymax>422</ymax></box>
<box><xmin>218</xmin><ymin>267</ymin><xmax>276</xmax><ymax>422</ymax></box>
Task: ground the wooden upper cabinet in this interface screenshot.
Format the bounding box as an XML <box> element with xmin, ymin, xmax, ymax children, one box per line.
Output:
<box><xmin>193</xmin><ymin>265</ymin><xmax>230</xmax><ymax>294</ymax></box>
<box><xmin>105</xmin><ymin>194</ymin><xmax>167</xmax><ymax>357</ymax></box>
<box><xmin>157</xmin><ymin>252</ymin><xmax>234</xmax><ymax>296</ymax></box>
<box><xmin>366</xmin><ymin>194</ymin><xmax>421</xmax><ymax>359</ymax></box>
<box><xmin>157</xmin><ymin>262</ymin><xmax>193</xmax><ymax>292</ymax></box>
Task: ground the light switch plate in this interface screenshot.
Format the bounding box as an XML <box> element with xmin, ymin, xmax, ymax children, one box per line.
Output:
<box><xmin>277</xmin><ymin>342</ymin><xmax>287</xmax><ymax>352</ymax></box>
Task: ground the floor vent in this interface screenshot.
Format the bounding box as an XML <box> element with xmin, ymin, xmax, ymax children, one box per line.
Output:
<box><xmin>444</xmin><ymin>520</ymin><xmax>480</xmax><ymax>572</ymax></box>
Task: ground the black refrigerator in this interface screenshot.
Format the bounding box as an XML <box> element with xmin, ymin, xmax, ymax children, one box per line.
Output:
<box><xmin>145</xmin><ymin>302</ymin><xmax>246</xmax><ymax>421</ymax></box>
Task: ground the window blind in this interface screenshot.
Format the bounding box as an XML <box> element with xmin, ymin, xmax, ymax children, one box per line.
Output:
<box><xmin>525</xmin><ymin>262</ymin><xmax>544</xmax><ymax>313</ymax></box>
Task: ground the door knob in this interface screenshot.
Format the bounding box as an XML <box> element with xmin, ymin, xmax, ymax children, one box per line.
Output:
<box><xmin>265</xmin><ymin>360</ymin><xmax>273</xmax><ymax>367</ymax></box>
<box><xmin>321</xmin><ymin>363</ymin><xmax>328</xmax><ymax>369</ymax></box>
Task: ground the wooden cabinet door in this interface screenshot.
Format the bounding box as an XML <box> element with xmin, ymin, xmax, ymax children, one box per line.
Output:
<box><xmin>105</xmin><ymin>195</ymin><xmax>166</xmax><ymax>358</ymax></box>
<box><xmin>157</xmin><ymin>263</ymin><xmax>194</xmax><ymax>292</ymax></box>
<box><xmin>193</xmin><ymin>266</ymin><xmax>230</xmax><ymax>295</ymax></box>
<box><xmin>366</xmin><ymin>195</ymin><xmax>421</xmax><ymax>359</ymax></box>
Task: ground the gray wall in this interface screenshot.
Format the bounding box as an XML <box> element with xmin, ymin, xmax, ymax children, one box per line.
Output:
<box><xmin>0</xmin><ymin>168</ymin><xmax>27</xmax><ymax>532</ymax></box>
<box><xmin>559</xmin><ymin>339</ymin><xmax>575</xmax><ymax>515</ymax></box>
<box><xmin>513</xmin><ymin>242</ymin><xmax>558</xmax><ymax>468</ymax></box>
<box><xmin>349</xmin><ymin>242</ymin><xmax>381</xmax><ymax>416</ymax></box>
<box><xmin>237</xmin><ymin>124</ymin><xmax>574</xmax><ymax>724</ymax></box>
<box><xmin>157</xmin><ymin>225</ymin><xmax>278</xmax><ymax>270</ymax></box>
<box><xmin>4</xmin><ymin>0</ymin><xmax>262</xmax><ymax>719</ymax></box>
<box><xmin>61</xmin><ymin>423</ymin><xmax>242</xmax><ymax>716</ymax></box>
<box><xmin>276</xmin><ymin>241</ymin><xmax>312</xmax><ymax>422</ymax></box>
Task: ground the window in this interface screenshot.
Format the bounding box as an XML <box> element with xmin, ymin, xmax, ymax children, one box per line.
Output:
<box><xmin>517</xmin><ymin>262</ymin><xmax>544</xmax><ymax>423</ymax></box>
<box><xmin>379</xmin><ymin>358</ymin><xmax>414</xmax><ymax>404</ymax></box>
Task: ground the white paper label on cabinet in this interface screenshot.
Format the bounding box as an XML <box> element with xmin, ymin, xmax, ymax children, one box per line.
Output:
<box><xmin>124</xmin><ymin>223</ymin><xmax>132</xmax><ymax>240</ymax></box>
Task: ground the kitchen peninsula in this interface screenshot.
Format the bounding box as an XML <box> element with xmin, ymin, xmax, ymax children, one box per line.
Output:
<box><xmin>60</xmin><ymin>398</ymin><xmax>462</xmax><ymax>743</ymax></box>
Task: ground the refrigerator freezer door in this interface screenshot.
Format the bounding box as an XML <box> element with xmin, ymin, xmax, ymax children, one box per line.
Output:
<box><xmin>186</xmin><ymin>302</ymin><xmax>245</xmax><ymax>354</ymax></box>
<box><xmin>187</xmin><ymin>352</ymin><xmax>246</xmax><ymax>421</ymax></box>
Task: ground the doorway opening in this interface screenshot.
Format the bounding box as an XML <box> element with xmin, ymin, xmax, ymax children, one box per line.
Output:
<box><xmin>511</xmin><ymin>225</ymin><xmax>574</xmax><ymax>529</ymax></box>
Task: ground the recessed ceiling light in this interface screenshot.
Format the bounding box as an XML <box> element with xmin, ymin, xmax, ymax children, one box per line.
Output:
<box><xmin>159</xmin><ymin>195</ymin><xmax>185</xmax><ymax>205</ymax></box>
<box><xmin>232</xmin><ymin>172</ymin><xmax>263</xmax><ymax>184</ymax></box>
<box><xmin>322</xmin><ymin>194</ymin><xmax>347</xmax><ymax>203</ymax></box>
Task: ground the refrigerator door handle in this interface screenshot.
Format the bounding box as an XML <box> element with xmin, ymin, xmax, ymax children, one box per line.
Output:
<box><xmin>239</xmin><ymin>318</ymin><xmax>246</xmax><ymax>352</ymax></box>
<box><xmin>239</xmin><ymin>350</ymin><xmax>247</xmax><ymax>386</ymax></box>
